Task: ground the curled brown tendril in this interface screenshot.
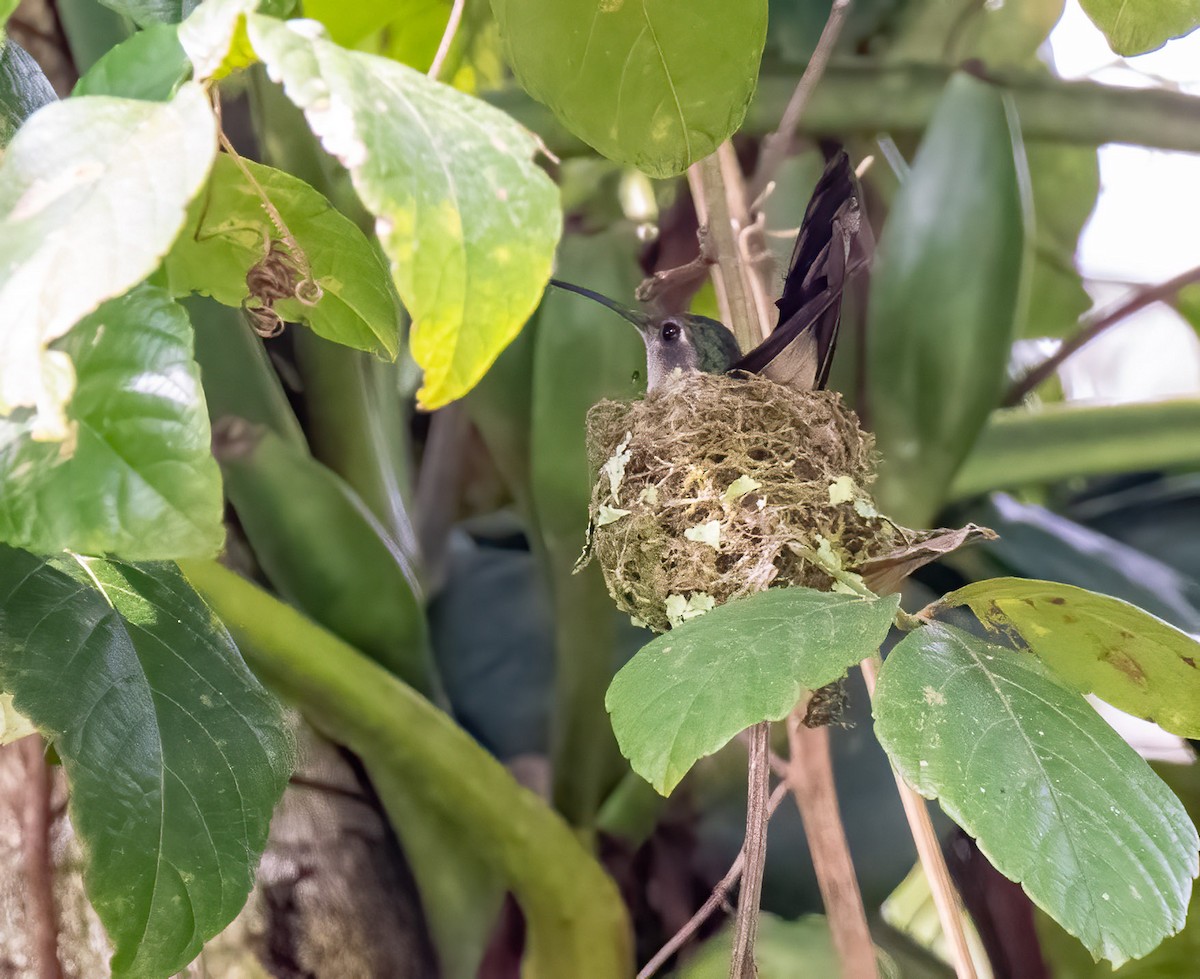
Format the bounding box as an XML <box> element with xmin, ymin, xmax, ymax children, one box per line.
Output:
<box><xmin>241</xmin><ymin>238</ymin><xmax>323</xmax><ymax>338</ymax></box>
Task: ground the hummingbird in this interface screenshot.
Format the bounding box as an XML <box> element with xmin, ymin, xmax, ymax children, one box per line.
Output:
<box><xmin>550</xmin><ymin>151</ymin><xmax>870</xmax><ymax>393</ymax></box>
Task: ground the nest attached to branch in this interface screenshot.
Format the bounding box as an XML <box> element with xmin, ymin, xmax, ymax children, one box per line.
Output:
<box><xmin>582</xmin><ymin>371</ymin><xmax>992</xmax><ymax>634</ymax></box>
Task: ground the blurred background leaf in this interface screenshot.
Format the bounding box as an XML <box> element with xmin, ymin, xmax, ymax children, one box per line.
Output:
<box><xmin>491</xmin><ymin>0</ymin><xmax>768</xmax><ymax>177</ymax></box>
<box><xmin>867</xmin><ymin>71</ymin><xmax>1028</xmax><ymax>525</ymax></box>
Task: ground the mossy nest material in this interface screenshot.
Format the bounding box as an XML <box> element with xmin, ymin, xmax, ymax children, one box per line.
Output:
<box><xmin>584</xmin><ymin>371</ymin><xmax>907</xmax><ymax>633</ymax></box>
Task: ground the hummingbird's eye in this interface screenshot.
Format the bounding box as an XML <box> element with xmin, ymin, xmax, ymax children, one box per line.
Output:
<box><xmin>661</xmin><ymin>320</ymin><xmax>682</xmax><ymax>342</ymax></box>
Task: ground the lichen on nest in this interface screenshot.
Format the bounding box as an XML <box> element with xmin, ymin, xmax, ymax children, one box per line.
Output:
<box><xmin>581</xmin><ymin>371</ymin><xmax>915</xmax><ymax>634</ymax></box>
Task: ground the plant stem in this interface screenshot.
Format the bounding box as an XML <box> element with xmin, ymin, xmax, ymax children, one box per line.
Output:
<box><xmin>729</xmin><ymin>721</ymin><xmax>771</xmax><ymax>979</ymax></box>
<box><xmin>19</xmin><ymin>736</ymin><xmax>63</xmax><ymax>979</ymax></box>
<box><xmin>638</xmin><ymin>781</ymin><xmax>790</xmax><ymax>979</ymax></box>
<box><xmin>183</xmin><ymin>559</ymin><xmax>634</xmax><ymax>978</ymax></box>
<box><xmin>688</xmin><ymin>122</ymin><xmax>884</xmax><ymax>978</ymax></box>
<box><xmin>493</xmin><ymin>62</ymin><xmax>1200</xmax><ymax>161</ymax></box>
<box><xmin>860</xmin><ymin>655</ymin><xmax>979</xmax><ymax>979</ymax></box>
<box><xmin>689</xmin><ymin>154</ymin><xmax>763</xmax><ymax>353</ymax></box>
<box><xmin>427</xmin><ymin>0</ymin><xmax>466</xmax><ymax>81</ymax></box>
<box><xmin>717</xmin><ymin>142</ymin><xmax>777</xmax><ymax>342</ymax></box>
<box><xmin>689</xmin><ymin>146</ymin><xmax>778</xmax><ymax>976</ymax></box>
<box><xmin>785</xmin><ymin>713</ymin><xmax>878</xmax><ymax>979</ymax></box>
<box><xmin>1003</xmin><ymin>262</ymin><xmax>1200</xmax><ymax>405</ymax></box>
<box><xmin>750</xmin><ymin>0</ymin><xmax>853</xmax><ymax>201</ymax></box>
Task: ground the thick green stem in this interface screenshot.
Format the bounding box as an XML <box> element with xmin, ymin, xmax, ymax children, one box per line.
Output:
<box><xmin>292</xmin><ymin>332</ymin><xmax>423</xmax><ymax>568</ymax></box>
<box><xmin>182</xmin><ymin>560</ymin><xmax>634</xmax><ymax>979</ymax></box>
<box><xmin>490</xmin><ymin>61</ymin><xmax>1200</xmax><ymax>158</ymax></box>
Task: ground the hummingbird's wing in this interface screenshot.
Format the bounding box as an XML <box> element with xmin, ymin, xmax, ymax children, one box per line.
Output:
<box><xmin>731</xmin><ymin>150</ymin><xmax>871</xmax><ymax>391</ymax></box>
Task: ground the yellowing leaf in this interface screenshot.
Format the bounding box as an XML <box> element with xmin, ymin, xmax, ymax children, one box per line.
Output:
<box><xmin>247</xmin><ymin>15</ymin><xmax>562</xmax><ymax>409</ymax></box>
<box><xmin>0</xmin><ymin>693</ymin><xmax>34</xmax><ymax>745</ymax></box>
<box><xmin>178</xmin><ymin>0</ymin><xmax>260</xmax><ymax>80</ymax></box>
<box><xmin>939</xmin><ymin>577</ymin><xmax>1200</xmax><ymax>737</ymax></box>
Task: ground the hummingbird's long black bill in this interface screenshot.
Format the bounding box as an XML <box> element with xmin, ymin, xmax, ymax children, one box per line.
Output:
<box><xmin>548</xmin><ymin>278</ymin><xmax>648</xmax><ymax>329</ymax></box>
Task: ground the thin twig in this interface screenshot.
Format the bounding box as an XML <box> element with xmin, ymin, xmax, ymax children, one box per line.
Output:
<box><xmin>210</xmin><ymin>92</ymin><xmax>319</xmax><ymax>297</ymax></box>
<box><xmin>19</xmin><ymin>737</ymin><xmax>64</xmax><ymax>979</ymax></box>
<box><xmin>428</xmin><ymin>0</ymin><xmax>467</xmax><ymax>81</ymax></box>
<box><xmin>288</xmin><ymin>774</ymin><xmax>373</xmax><ymax>806</ymax></box>
<box><xmin>736</xmin><ymin>727</ymin><xmax>789</xmax><ymax>778</ymax></box>
<box><xmin>860</xmin><ymin>656</ymin><xmax>979</xmax><ymax>979</ymax></box>
<box><xmin>689</xmin><ymin>157</ymin><xmax>753</xmax><ymax>348</ymax></box>
<box><xmin>1004</xmin><ymin>262</ymin><xmax>1200</xmax><ymax>405</ymax></box>
<box><xmin>729</xmin><ymin>721</ymin><xmax>771</xmax><ymax>979</ymax></box>
<box><xmin>786</xmin><ymin>714</ymin><xmax>879</xmax><ymax>979</ymax></box>
<box><xmin>749</xmin><ymin>0</ymin><xmax>853</xmax><ymax>201</ymax></box>
<box><xmin>635</xmin><ymin>229</ymin><xmax>717</xmax><ymax>310</ymax></box>
<box><xmin>717</xmin><ymin>142</ymin><xmax>777</xmax><ymax>342</ymax></box>
<box><xmin>638</xmin><ymin>781</ymin><xmax>790</xmax><ymax>979</ymax></box>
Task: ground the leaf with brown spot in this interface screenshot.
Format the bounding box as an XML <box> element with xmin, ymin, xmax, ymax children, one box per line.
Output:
<box><xmin>938</xmin><ymin>577</ymin><xmax>1200</xmax><ymax>737</ymax></box>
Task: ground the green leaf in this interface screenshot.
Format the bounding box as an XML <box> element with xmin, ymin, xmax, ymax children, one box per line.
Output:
<box><xmin>0</xmin><ymin>285</ymin><xmax>224</xmax><ymax>559</ymax></box>
<box><xmin>183</xmin><ymin>558</ymin><xmax>634</xmax><ymax>978</ymax></box>
<box><xmin>0</xmin><ymin>36</ymin><xmax>56</xmax><ymax>146</ymax></box>
<box><xmin>938</xmin><ymin>577</ymin><xmax>1200</xmax><ymax>738</ymax></box>
<box><xmin>950</xmin><ymin>399</ymin><xmax>1200</xmax><ymax>499</ymax></box>
<box><xmin>97</xmin><ymin>0</ymin><xmax>201</xmax><ymax>28</ymax></box>
<box><xmin>166</xmin><ymin>154</ymin><xmax>400</xmax><ymax>357</ymax></box>
<box><xmin>491</xmin><ymin>0</ymin><xmax>767</xmax><ymax>178</ymax></box>
<box><xmin>873</xmin><ymin>622</ymin><xmax>1198</xmax><ymax>966</ymax></box>
<box><xmin>0</xmin><ymin>82</ymin><xmax>216</xmax><ymax>442</ymax></box>
<box><xmin>1035</xmin><ymin>761</ymin><xmax>1200</xmax><ymax>978</ymax></box>
<box><xmin>607</xmin><ymin>587</ymin><xmax>900</xmax><ymax>795</ymax></box>
<box><xmin>247</xmin><ymin>15</ymin><xmax>561</xmax><ymax>409</ymax></box>
<box><xmin>73</xmin><ymin>22</ymin><xmax>192</xmax><ymax>100</ymax></box>
<box><xmin>529</xmin><ymin>227</ymin><xmax>646</xmax><ymax>823</ymax></box>
<box><xmin>217</xmin><ymin>425</ymin><xmax>434</xmax><ymax>692</ymax></box>
<box><xmin>0</xmin><ymin>0</ymin><xmax>16</xmax><ymax>28</ymax></box>
<box><xmin>1079</xmin><ymin>0</ymin><xmax>1200</xmax><ymax>55</ymax></box>
<box><xmin>1024</xmin><ymin>144</ymin><xmax>1098</xmax><ymax>339</ymax></box>
<box><xmin>0</xmin><ymin>547</ymin><xmax>293</xmax><ymax>978</ymax></box>
<box><xmin>867</xmin><ymin>71</ymin><xmax>1028</xmax><ymax>526</ymax></box>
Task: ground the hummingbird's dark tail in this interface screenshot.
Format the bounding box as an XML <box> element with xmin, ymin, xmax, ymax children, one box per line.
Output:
<box><xmin>547</xmin><ymin>278</ymin><xmax>645</xmax><ymax>326</ymax></box>
<box><xmin>732</xmin><ymin>150</ymin><xmax>872</xmax><ymax>392</ymax></box>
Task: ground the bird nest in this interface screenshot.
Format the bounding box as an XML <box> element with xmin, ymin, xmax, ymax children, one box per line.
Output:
<box><xmin>582</xmin><ymin>371</ymin><xmax>992</xmax><ymax>634</ymax></box>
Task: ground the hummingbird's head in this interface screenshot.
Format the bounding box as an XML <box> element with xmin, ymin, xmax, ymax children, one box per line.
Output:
<box><xmin>643</xmin><ymin>313</ymin><xmax>742</xmax><ymax>390</ymax></box>
<box><xmin>548</xmin><ymin>279</ymin><xmax>742</xmax><ymax>391</ymax></box>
